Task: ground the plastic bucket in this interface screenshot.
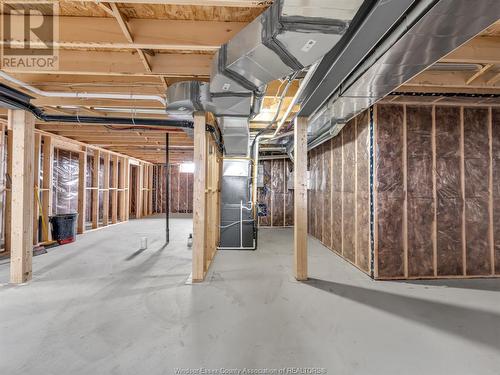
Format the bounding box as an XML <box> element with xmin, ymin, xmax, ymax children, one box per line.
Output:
<box><xmin>49</xmin><ymin>213</ymin><xmax>78</xmax><ymax>245</ymax></box>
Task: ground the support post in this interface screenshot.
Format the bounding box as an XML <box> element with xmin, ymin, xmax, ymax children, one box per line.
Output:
<box><xmin>102</xmin><ymin>152</ymin><xmax>110</xmax><ymax>226</ymax></box>
<box><xmin>9</xmin><ymin>110</ymin><xmax>35</xmax><ymax>284</ymax></box>
<box><xmin>136</xmin><ymin>164</ymin><xmax>143</xmax><ymax>218</ymax></box>
<box><xmin>192</xmin><ymin>111</ymin><xmax>207</xmax><ymax>282</ymax></box>
<box><xmin>149</xmin><ymin>164</ymin><xmax>153</xmax><ymax>215</ymax></box>
<box><xmin>119</xmin><ymin>157</ymin><xmax>126</xmax><ymax>221</ymax></box>
<box><xmin>92</xmin><ymin>149</ymin><xmax>100</xmax><ymax>229</ymax></box>
<box><xmin>166</xmin><ymin>133</ymin><xmax>170</xmax><ymax>244</ymax></box>
<box><xmin>41</xmin><ymin>135</ymin><xmax>53</xmax><ymax>241</ymax></box>
<box><xmin>77</xmin><ymin>148</ymin><xmax>87</xmax><ymax>234</ymax></box>
<box><xmin>294</xmin><ymin>117</ymin><xmax>308</xmax><ymax>281</ymax></box>
<box><xmin>111</xmin><ymin>155</ymin><xmax>118</xmax><ymax>224</ymax></box>
<box><xmin>33</xmin><ymin>133</ymin><xmax>41</xmax><ymax>244</ymax></box>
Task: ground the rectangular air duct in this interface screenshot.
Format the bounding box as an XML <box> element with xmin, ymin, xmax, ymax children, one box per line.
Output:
<box><xmin>218</xmin><ymin>117</ymin><xmax>250</xmax><ymax>157</ymax></box>
<box><xmin>223</xmin><ymin>0</ymin><xmax>365</xmax><ymax>89</ymax></box>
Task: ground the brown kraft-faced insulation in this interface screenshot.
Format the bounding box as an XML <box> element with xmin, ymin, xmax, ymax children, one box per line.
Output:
<box><xmin>435</xmin><ymin>106</ymin><xmax>463</xmax><ymax>276</ymax></box>
<box><xmin>375</xmin><ymin>105</ymin><xmax>404</xmax><ymax>278</ymax></box>
<box><xmin>493</xmin><ymin>109</ymin><xmax>500</xmax><ymax>274</ymax></box>
<box><xmin>463</xmin><ymin>108</ymin><xmax>491</xmax><ymax>275</ymax></box>
<box><xmin>170</xmin><ymin>164</ymin><xmax>179</xmax><ymax>213</ymax></box>
<box><xmin>356</xmin><ymin>111</ymin><xmax>370</xmax><ymax>272</ymax></box>
<box><xmin>406</xmin><ymin>106</ymin><xmax>434</xmax><ymax>277</ymax></box>
<box><xmin>285</xmin><ymin>161</ymin><xmax>294</xmax><ymax>226</ymax></box>
<box><xmin>342</xmin><ymin>119</ymin><xmax>356</xmax><ymax>263</ymax></box>
<box><xmin>315</xmin><ymin>145</ymin><xmax>324</xmax><ymax>241</ymax></box>
<box><xmin>271</xmin><ymin>159</ymin><xmax>285</xmax><ymax>227</ymax></box>
<box><xmin>323</xmin><ymin>139</ymin><xmax>332</xmax><ymax>248</ymax></box>
<box><xmin>331</xmin><ymin>136</ymin><xmax>343</xmax><ymax>254</ymax></box>
<box><xmin>258</xmin><ymin>160</ymin><xmax>272</xmax><ymax>226</ymax></box>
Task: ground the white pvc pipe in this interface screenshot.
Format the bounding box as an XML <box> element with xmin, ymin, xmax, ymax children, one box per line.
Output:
<box><xmin>0</xmin><ymin>71</ymin><xmax>166</xmax><ymax>106</ymax></box>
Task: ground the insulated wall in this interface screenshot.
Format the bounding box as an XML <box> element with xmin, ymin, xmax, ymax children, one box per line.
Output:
<box><xmin>307</xmin><ymin>111</ymin><xmax>371</xmax><ymax>275</ymax></box>
<box><xmin>257</xmin><ymin>158</ymin><xmax>294</xmax><ymax>227</ymax></box>
<box><xmin>169</xmin><ymin>164</ymin><xmax>194</xmax><ymax>214</ymax></box>
<box><xmin>373</xmin><ymin>104</ymin><xmax>500</xmax><ymax>279</ymax></box>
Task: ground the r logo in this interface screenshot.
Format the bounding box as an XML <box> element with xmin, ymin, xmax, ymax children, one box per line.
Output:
<box><xmin>1</xmin><ymin>1</ymin><xmax>59</xmax><ymax>70</ymax></box>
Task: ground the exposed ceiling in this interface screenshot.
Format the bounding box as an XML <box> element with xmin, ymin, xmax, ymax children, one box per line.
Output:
<box><xmin>1</xmin><ymin>2</ymin><xmax>497</xmax><ymax>163</ymax></box>
<box><xmin>385</xmin><ymin>20</ymin><xmax>500</xmax><ymax>105</ymax></box>
<box><xmin>0</xmin><ymin>0</ymin><xmax>299</xmax><ymax>164</ymax></box>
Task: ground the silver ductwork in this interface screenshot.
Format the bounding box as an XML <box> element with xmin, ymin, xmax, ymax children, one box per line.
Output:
<box><xmin>165</xmin><ymin>81</ymin><xmax>214</xmax><ymax>115</ymax></box>
<box><xmin>307</xmin><ymin>0</ymin><xmax>500</xmax><ymax>148</ymax></box>
<box><xmin>166</xmin><ymin>0</ymin><xmax>368</xmax><ymax>157</ymax></box>
<box><xmin>219</xmin><ymin>117</ymin><xmax>250</xmax><ymax>157</ymax></box>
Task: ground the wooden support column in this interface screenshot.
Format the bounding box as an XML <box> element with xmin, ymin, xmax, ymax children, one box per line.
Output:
<box><xmin>119</xmin><ymin>157</ymin><xmax>126</xmax><ymax>221</ymax></box>
<box><xmin>136</xmin><ymin>164</ymin><xmax>143</xmax><ymax>219</ymax></box>
<box><xmin>192</xmin><ymin>111</ymin><xmax>207</xmax><ymax>282</ymax></box>
<box><xmin>294</xmin><ymin>117</ymin><xmax>308</xmax><ymax>281</ymax></box>
<box><xmin>111</xmin><ymin>155</ymin><xmax>118</xmax><ymax>224</ymax></box>
<box><xmin>41</xmin><ymin>135</ymin><xmax>53</xmax><ymax>241</ymax></box>
<box><xmin>77</xmin><ymin>148</ymin><xmax>87</xmax><ymax>234</ymax></box>
<box><xmin>102</xmin><ymin>152</ymin><xmax>110</xmax><ymax>226</ymax></box>
<box><xmin>33</xmin><ymin>133</ymin><xmax>41</xmax><ymax>245</ymax></box>
<box><xmin>149</xmin><ymin>164</ymin><xmax>153</xmax><ymax>215</ymax></box>
<box><xmin>92</xmin><ymin>149</ymin><xmax>100</xmax><ymax>229</ymax></box>
<box><xmin>9</xmin><ymin>110</ymin><xmax>35</xmax><ymax>284</ymax></box>
<box><xmin>125</xmin><ymin>159</ymin><xmax>130</xmax><ymax>221</ymax></box>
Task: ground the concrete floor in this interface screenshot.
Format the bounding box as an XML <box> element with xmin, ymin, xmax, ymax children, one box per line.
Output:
<box><xmin>1</xmin><ymin>215</ymin><xmax>500</xmax><ymax>374</ymax></box>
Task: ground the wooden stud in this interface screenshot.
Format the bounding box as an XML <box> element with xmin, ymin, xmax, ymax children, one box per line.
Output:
<box><xmin>373</xmin><ymin>105</ymin><xmax>379</xmax><ymax>278</ymax></box>
<box><xmin>119</xmin><ymin>157</ymin><xmax>126</xmax><ymax>221</ymax></box>
<box><xmin>192</xmin><ymin>111</ymin><xmax>207</xmax><ymax>282</ymax></box>
<box><xmin>9</xmin><ymin>110</ymin><xmax>35</xmax><ymax>284</ymax></box>
<box><xmin>5</xmin><ymin>129</ymin><xmax>12</xmax><ymax>253</ymax></box>
<box><xmin>460</xmin><ymin>107</ymin><xmax>467</xmax><ymax>276</ymax></box>
<box><xmin>149</xmin><ymin>164</ymin><xmax>154</xmax><ymax>215</ymax></box>
<box><xmin>77</xmin><ymin>148</ymin><xmax>87</xmax><ymax>234</ymax></box>
<box><xmin>41</xmin><ymin>135</ymin><xmax>54</xmax><ymax>241</ymax></box>
<box><xmin>102</xmin><ymin>153</ymin><xmax>110</xmax><ymax>226</ymax></box>
<box><xmin>112</xmin><ymin>155</ymin><xmax>119</xmax><ymax>224</ymax></box>
<box><xmin>403</xmin><ymin>105</ymin><xmax>409</xmax><ymax>278</ymax></box>
<box><xmin>136</xmin><ymin>164</ymin><xmax>143</xmax><ymax>218</ymax></box>
<box><xmin>294</xmin><ymin>117</ymin><xmax>308</xmax><ymax>281</ymax></box>
<box><xmin>354</xmin><ymin>117</ymin><xmax>358</xmax><ymax>266</ymax></box>
<box><xmin>125</xmin><ymin>158</ymin><xmax>130</xmax><ymax>221</ymax></box>
<box><xmin>92</xmin><ymin>149</ymin><xmax>100</xmax><ymax>229</ymax></box>
<box><xmin>432</xmin><ymin>106</ymin><xmax>438</xmax><ymax>277</ymax></box>
<box><xmin>33</xmin><ymin>133</ymin><xmax>41</xmax><ymax>245</ymax></box>
<box><xmin>341</xmin><ymin>128</ymin><xmax>344</xmax><ymax>256</ymax></box>
<box><xmin>489</xmin><ymin>107</ymin><xmax>495</xmax><ymax>275</ymax></box>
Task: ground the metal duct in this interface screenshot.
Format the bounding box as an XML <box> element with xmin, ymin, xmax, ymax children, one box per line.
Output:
<box><xmin>307</xmin><ymin>0</ymin><xmax>500</xmax><ymax>147</ymax></box>
<box><xmin>165</xmin><ymin>81</ymin><xmax>214</xmax><ymax>115</ymax></box>
<box><xmin>166</xmin><ymin>0</ymin><xmax>370</xmax><ymax>157</ymax></box>
<box><xmin>218</xmin><ymin>116</ymin><xmax>250</xmax><ymax>157</ymax></box>
<box><xmin>224</xmin><ymin>0</ymin><xmax>365</xmax><ymax>89</ymax></box>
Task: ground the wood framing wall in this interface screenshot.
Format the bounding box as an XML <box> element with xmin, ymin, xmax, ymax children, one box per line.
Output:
<box><xmin>308</xmin><ymin>104</ymin><xmax>500</xmax><ymax>280</ymax></box>
<box><xmin>0</xmin><ymin>125</ymin><xmax>153</xmax><ymax>257</ymax></box>
<box><xmin>257</xmin><ymin>158</ymin><xmax>294</xmax><ymax>227</ymax></box>
<box><xmin>192</xmin><ymin>112</ymin><xmax>222</xmax><ymax>282</ymax></box>
<box><xmin>307</xmin><ymin>111</ymin><xmax>371</xmax><ymax>275</ymax></box>
<box><xmin>374</xmin><ymin>104</ymin><xmax>500</xmax><ymax>279</ymax></box>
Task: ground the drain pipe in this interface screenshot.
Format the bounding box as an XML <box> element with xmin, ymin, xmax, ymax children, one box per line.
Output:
<box><xmin>0</xmin><ymin>71</ymin><xmax>166</xmax><ymax>105</ymax></box>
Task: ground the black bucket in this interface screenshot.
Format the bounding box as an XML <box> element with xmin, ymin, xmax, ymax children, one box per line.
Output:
<box><xmin>49</xmin><ymin>213</ymin><xmax>78</xmax><ymax>245</ymax></box>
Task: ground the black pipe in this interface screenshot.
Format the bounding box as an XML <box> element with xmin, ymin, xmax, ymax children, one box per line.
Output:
<box><xmin>0</xmin><ymin>92</ymin><xmax>194</xmax><ymax>128</ymax></box>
